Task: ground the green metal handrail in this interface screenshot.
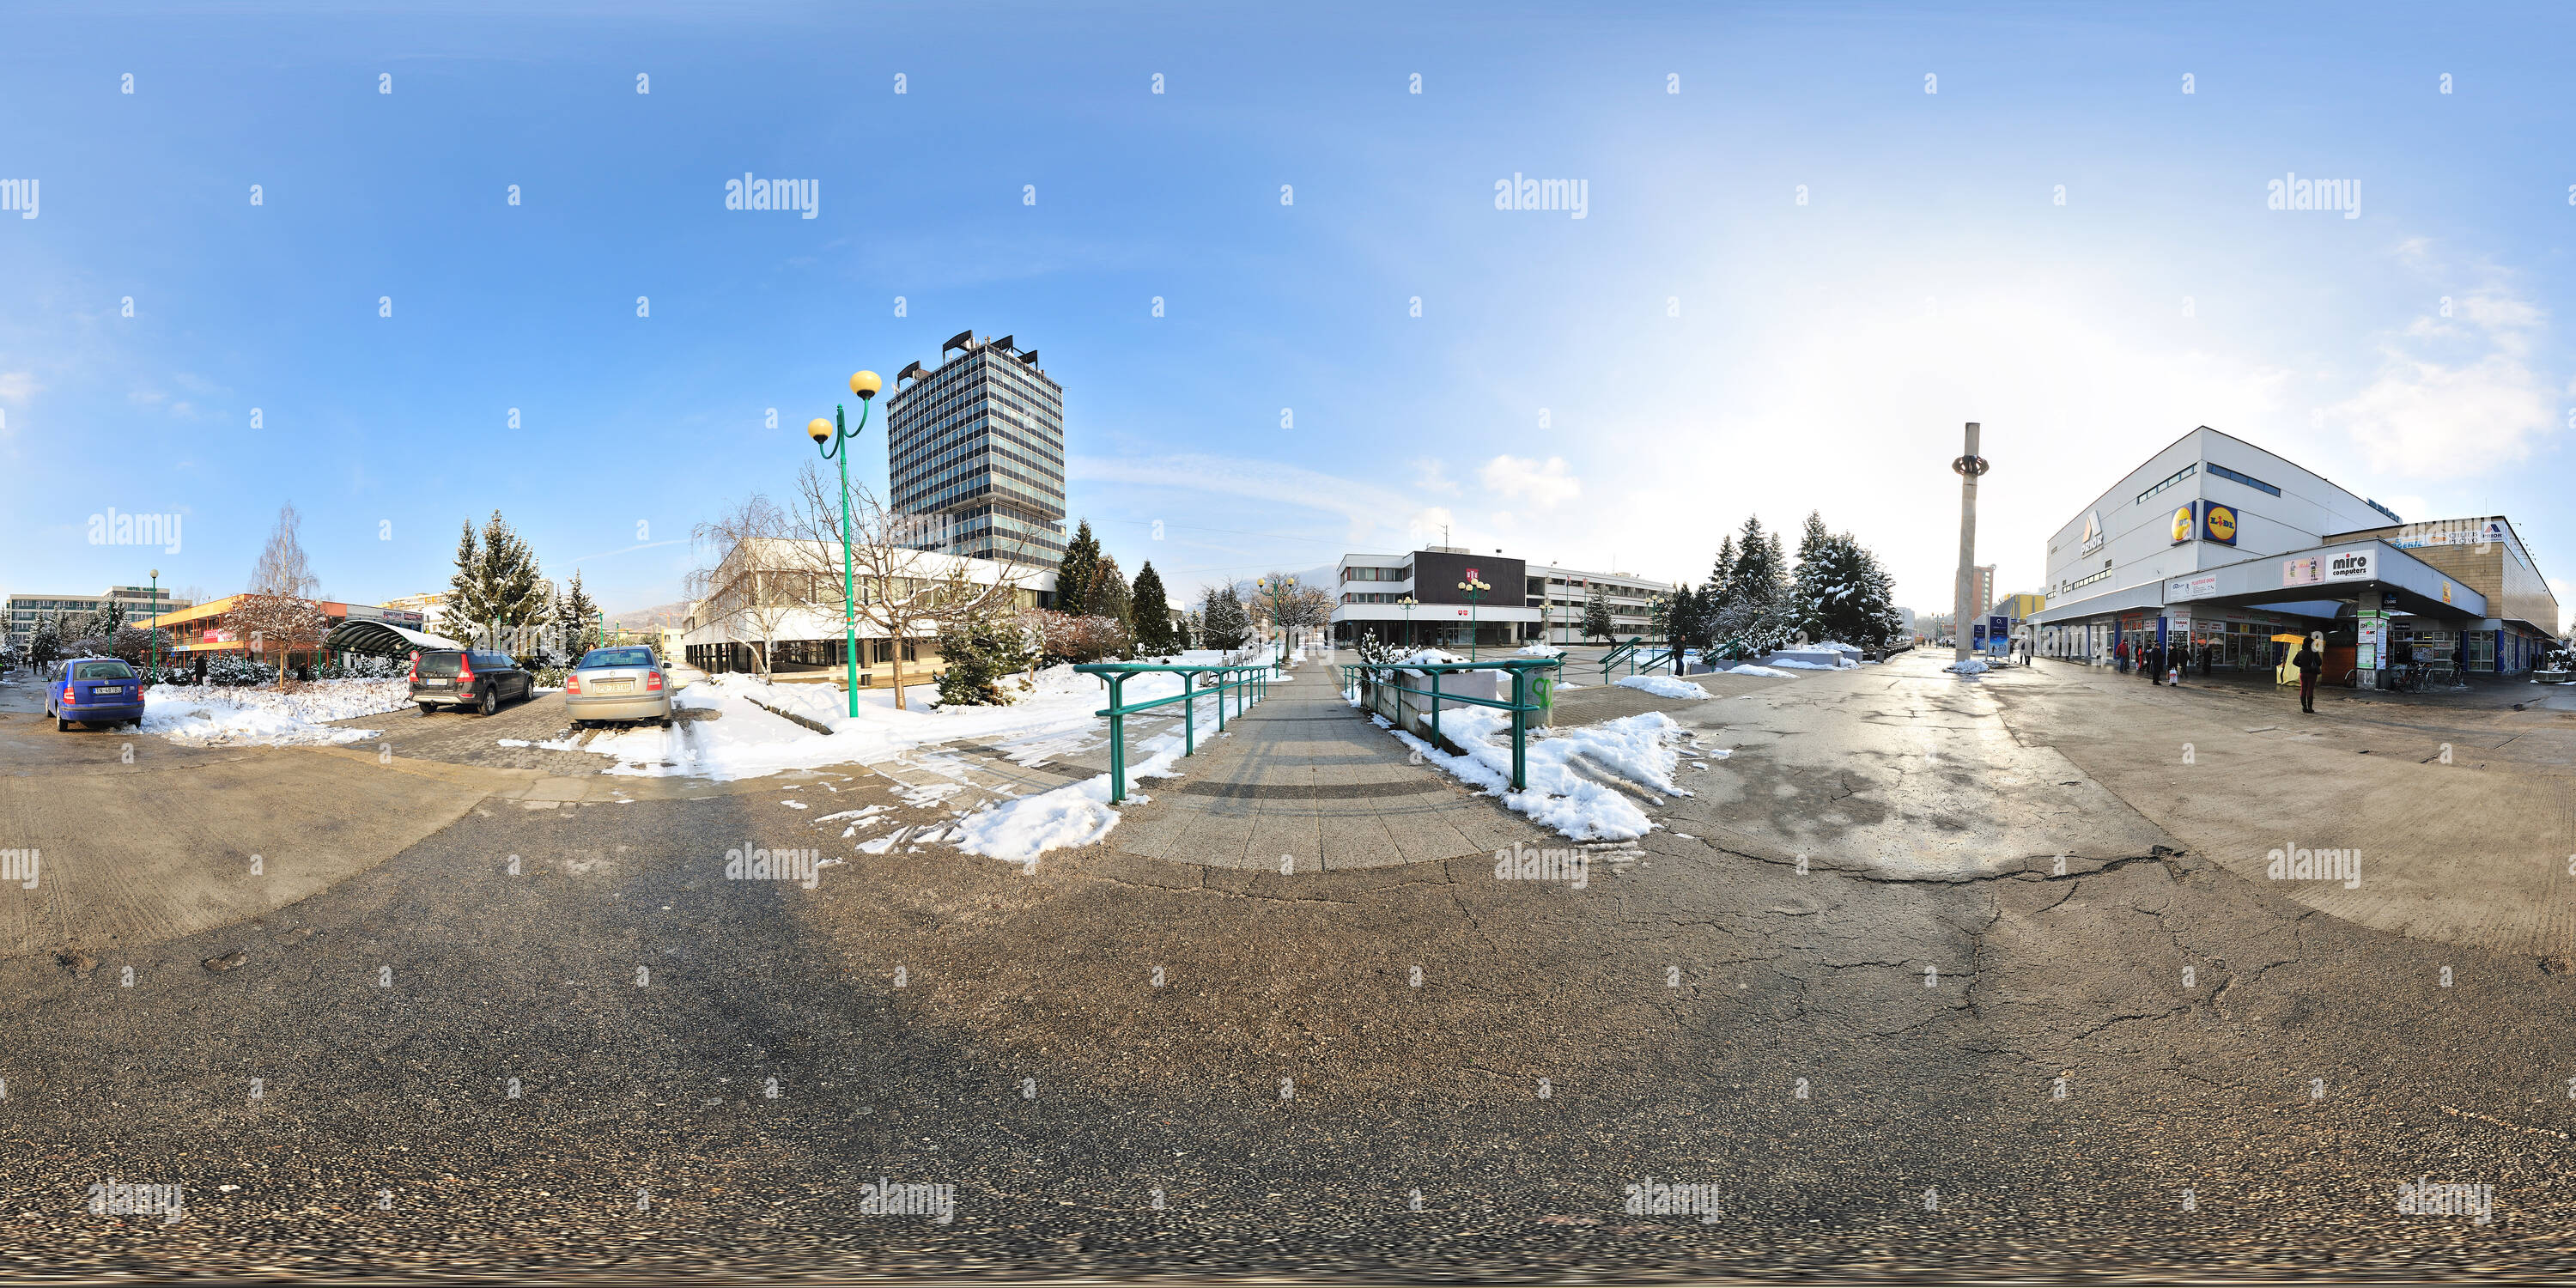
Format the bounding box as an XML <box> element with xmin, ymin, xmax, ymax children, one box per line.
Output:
<box><xmin>1073</xmin><ymin>661</ymin><xmax>1276</xmax><ymax>804</ymax></box>
<box><xmin>1346</xmin><ymin>657</ymin><xmax>1561</xmax><ymax>792</ymax></box>
<box><xmin>1597</xmin><ymin>636</ymin><xmax>1651</xmax><ymax>683</ymax></box>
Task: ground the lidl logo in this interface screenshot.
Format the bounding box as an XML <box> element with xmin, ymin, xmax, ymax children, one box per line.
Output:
<box><xmin>2171</xmin><ymin>504</ymin><xmax>2196</xmax><ymax>543</ymax></box>
<box><xmin>2203</xmin><ymin>503</ymin><xmax>2238</xmax><ymax>545</ymax></box>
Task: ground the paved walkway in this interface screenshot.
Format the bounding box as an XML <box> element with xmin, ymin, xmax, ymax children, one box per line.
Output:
<box><xmin>1107</xmin><ymin>656</ymin><xmax>1520</xmax><ymax>872</ymax></box>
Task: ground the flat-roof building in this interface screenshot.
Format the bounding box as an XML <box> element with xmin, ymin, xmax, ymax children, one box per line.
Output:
<box><xmin>1330</xmin><ymin>548</ymin><xmax>1676</xmax><ymax>648</ymax></box>
<box><xmin>7</xmin><ymin>586</ymin><xmax>195</xmax><ymax>648</ymax></box>
<box><xmin>2029</xmin><ymin>426</ymin><xmax>2556</xmax><ymax>681</ymax></box>
<box><xmin>885</xmin><ymin>330</ymin><xmax>1067</xmax><ymax>568</ymax></box>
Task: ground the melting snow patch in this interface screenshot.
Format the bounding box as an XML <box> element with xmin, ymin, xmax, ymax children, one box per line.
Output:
<box><xmin>1387</xmin><ymin>708</ymin><xmax>1688</xmax><ymax>842</ymax></box>
<box><xmin>141</xmin><ymin>680</ymin><xmax>407</xmax><ymax>747</ymax></box>
<box><xmin>1726</xmin><ymin>665</ymin><xmax>1794</xmax><ymax>678</ymax></box>
<box><xmin>1614</xmin><ymin>675</ymin><xmax>1712</xmax><ymax>701</ymax></box>
<box><xmin>1944</xmin><ymin>658</ymin><xmax>1991</xmax><ymax>675</ymax></box>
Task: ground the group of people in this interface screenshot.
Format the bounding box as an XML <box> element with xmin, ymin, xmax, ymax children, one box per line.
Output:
<box><xmin>2111</xmin><ymin>635</ymin><xmax>2326</xmax><ymax>712</ymax></box>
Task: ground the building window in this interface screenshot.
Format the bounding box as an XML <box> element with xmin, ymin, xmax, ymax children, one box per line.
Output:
<box><xmin>2136</xmin><ymin>463</ymin><xmax>2197</xmax><ymax>505</ymax></box>
<box><xmin>2206</xmin><ymin>462</ymin><xmax>2281</xmax><ymax>496</ymax></box>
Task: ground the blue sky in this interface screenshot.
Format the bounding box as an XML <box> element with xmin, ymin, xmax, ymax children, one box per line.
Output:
<box><xmin>3</xmin><ymin>0</ymin><xmax>2572</xmax><ymax>629</ymax></box>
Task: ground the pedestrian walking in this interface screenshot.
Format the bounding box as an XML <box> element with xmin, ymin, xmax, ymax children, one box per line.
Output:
<box><xmin>2293</xmin><ymin>636</ymin><xmax>2323</xmax><ymax>714</ymax></box>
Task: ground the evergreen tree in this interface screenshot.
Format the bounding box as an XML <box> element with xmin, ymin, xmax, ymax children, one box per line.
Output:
<box><xmin>1130</xmin><ymin>562</ymin><xmax>1177</xmax><ymax>654</ymax></box>
<box><xmin>1199</xmin><ymin>584</ymin><xmax>1252</xmax><ymax>648</ymax></box>
<box><xmin>1705</xmin><ymin>536</ymin><xmax>1736</xmax><ymax>618</ymax></box>
<box><xmin>440</xmin><ymin>510</ymin><xmax>552</xmax><ymax>649</ymax></box>
<box><xmin>935</xmin><ymin>616</ymin><xmax>1036</xmax><ymax>707</ymax></box>
<box><xmin>556</xmin><ymin>570</ymin><xmax>603</xmax><ymax>653</ymax></box>
<box><xmin>1087</xmin><ymin>552</ymin><xmax>1133</xmax><ymax>641</ymax></box>
<box><xmin>28</xmin><ymin>616</ymin><xmax>63</xmax><ymax>669</ymax></box>
<box><xmin>1581</xmin><ymin>585</ymin><xmax>1614</xmax><ymax>642</ymax></box>
<box><xmin>1805</xmin><ymin>531</ymin><xmax>1904</xmax><ymax>647</ymax></box>
<box><xmin>1054</xmin><ymin>519</ymin><xmax>1102</xmax><ymax>618</ymax></box>
<box><xmin>1723</xmin><ymin>517</ymin><xmax>1783</xmax><ymax>611</ymax></box>
<box><xmin>1788</xmin><ymin>509</ymin><xmax>1836</xmax><ymax>642</ymax></box>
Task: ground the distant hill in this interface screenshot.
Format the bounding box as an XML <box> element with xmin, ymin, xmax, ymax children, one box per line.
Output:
<box><xmin>604</xmin><ymin>599</ymin><xmax>693</xmax><ymax>630</ymax></box>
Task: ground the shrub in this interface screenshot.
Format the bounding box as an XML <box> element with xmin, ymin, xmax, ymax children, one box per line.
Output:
<box><xmin>936</xmin><ymin>617</ymin><xmax>1038</xmax><ymax>707</ymax></box>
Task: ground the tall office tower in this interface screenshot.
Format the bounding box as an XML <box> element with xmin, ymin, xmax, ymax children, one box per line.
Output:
<box><xmin>884</xmin><ymin>330</ymin><xmax>1068</xmax><ymax>566</ymax></box>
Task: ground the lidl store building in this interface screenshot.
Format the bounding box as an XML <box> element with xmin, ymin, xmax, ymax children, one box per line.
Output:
<box><xmin>2028</xmin><ymin>428</ymin><xmax>2559</xmax><ymax>683</ymax></box>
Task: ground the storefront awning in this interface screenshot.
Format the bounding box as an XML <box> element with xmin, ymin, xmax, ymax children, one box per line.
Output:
<box><xmin>322</xmin><ymin>620</ymin><xmax>464</xmax><ymax>656</ymax></box>
<box><xmin>2161</xmin><ymin>540</ymin><xmax>2486</xmax><ymax>621</ymax></box>
<box><xmin>2028</xmin><ymin>580</ymin><xmax>2166</xmax><ymax>626</ymax></box>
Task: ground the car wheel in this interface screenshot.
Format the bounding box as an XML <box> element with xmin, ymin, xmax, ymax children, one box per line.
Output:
<box><xmin>478</xmin><ymin>685</ymin><xmax>498</xmax><ymax>717</ymax></box>
<box><xmin>418</xmin><ymin>703</ymin><xmax>436</xmax><ymax>715</ymax></box>
<box><xmin>56</xmin><ymin>715</ymin><xmax>70</xmax><ymax>732</ymax></box>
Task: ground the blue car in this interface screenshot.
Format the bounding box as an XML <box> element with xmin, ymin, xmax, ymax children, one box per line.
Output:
<box><xmin>47</xmin><ymin>658</ymin><xmax>146</xmax><ymax>731</ymax></box>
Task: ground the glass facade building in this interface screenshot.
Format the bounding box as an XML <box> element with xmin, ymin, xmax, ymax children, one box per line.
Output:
<box><xmin>884</xmin><ymin>333</ymin><xmax>1068</xmax><ymax>567</ymax></box>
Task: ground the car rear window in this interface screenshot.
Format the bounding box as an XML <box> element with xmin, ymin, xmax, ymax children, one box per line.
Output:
<box><xmin>417</xmin><ymin>652</ymin><xmax>463</xmax><ymax>677</ymax></box>
<box><xmin>580</xmin><ymin>648</ymin><xmax>656</xmax><ymax>668</ymax></box>
<box><xmin>73</xmin><ymin>660</ymin><xmax>137</xmax><ymax>680</ymax></box>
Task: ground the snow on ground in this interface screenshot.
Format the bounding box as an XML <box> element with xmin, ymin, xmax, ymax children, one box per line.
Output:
<box><xmin>140</xmin><ymin>680</ymin><xmax>409</xmax><ymax>747</ymax></box>
<box><xmin>1516</xmin><ymin>642</ymin><xmax>1564</xmax><ymax>657</ymax></box>
<box><xmin>1614</xmin><ymin>675</ymin><xmax>1711</xmax><ymax>700</ymax></box>
<box><xmin>544</xmin><ymin>651</ymin><xmax>1264</xmax><ymax>783</ymax></box>
<box><xmin>1725</xmin><ymin>665</ymin><xmax>1795</xmax><ymax>678</ymax></box>
<box><xmin>1386</xmin><ymin>705</ymin><xmax>1688</xmax><ymax>841</ymax></box>
<box><xmin>1945</xmin><ymin>658</ymin><xmax>1991</xmax><ymax>675</ymax></box>
<box><xmin>1764</xmin><ymin>658</ymin><xmax>1846</xmax><ymax>671</ymax></box>
<box><xmin>950</xmin><ymin>730</ymin><xmax>1187</xmax><ymax>866</ymax></box>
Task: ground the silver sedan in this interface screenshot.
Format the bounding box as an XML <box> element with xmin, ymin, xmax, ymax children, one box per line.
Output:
<box><xmin>563</xmin><ymin>647</ymin><xmax>678</xmax><ymax>726</ymax></box>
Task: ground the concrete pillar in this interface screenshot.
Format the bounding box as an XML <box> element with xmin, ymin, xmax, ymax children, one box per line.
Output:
<box><xmin>1951</xmin><ymin>422</ymin><xmax>1987</xmax><ymax>669</ymax></box>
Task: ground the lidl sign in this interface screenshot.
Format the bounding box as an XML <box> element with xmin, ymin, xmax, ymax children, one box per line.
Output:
<box><xmin>2202</xmin><ymin>502</ymin><xmax>2238</xmax><ymax>545</ymax></box>
<box><xmin>2172</xmin><ymin>501</ymin><xmax>2239</xmax><ymax>545</ymax></box>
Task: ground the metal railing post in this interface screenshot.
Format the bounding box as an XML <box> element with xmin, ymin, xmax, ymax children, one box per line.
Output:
<box><xmin>1429</xmin><ymin>670</ymin><xmax>1441</xmax><ymax>744</ymax></box>
<box><xmin>1218</xmin><ymin>670</ymin><xmax>1229</xmax><ymax>731</ymax></box>
<box><xmin>1510</xmin><ymin>665</ymin><xmax>1528</xmax><ymax>792</ymax></box>
<box><xmin>1106</xmin><ymin>673</ymin><xmax>1129</xmax><ymax>804</ymax></box>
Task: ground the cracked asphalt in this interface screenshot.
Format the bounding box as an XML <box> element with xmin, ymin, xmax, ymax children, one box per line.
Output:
<box><xmin>3</xmin><ymin>652</ymin><xmax>2573</xmax><ymax>1280</ymax></box>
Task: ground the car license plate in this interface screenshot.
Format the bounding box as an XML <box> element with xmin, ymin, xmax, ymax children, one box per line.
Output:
<box><xmin>92</xmin><ymin>687</ymin><xmax>123</xmax><ymax>696</ymax></box>
<box><xmin>428</xmin><ymin>679</ymin><xmax>450</xmax><ymax>687</ymax></box>
<box><xmin>594</xmin><ymin>679</ymin><xmax>635</xmax><ymax>694</ymax></box>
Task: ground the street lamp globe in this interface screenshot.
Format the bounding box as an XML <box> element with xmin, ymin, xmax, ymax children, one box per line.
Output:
<box><xmin>807</xmin><ymin>417</ymin><xmax>833</xmax><ymax>443</ymax></box>
<box><xmin>850</xmin><ymin>370</ymin><xmax>883</xmax><ymax>400</ymax></box>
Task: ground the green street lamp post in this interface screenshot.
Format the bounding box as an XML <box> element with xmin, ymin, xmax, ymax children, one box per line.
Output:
<box><xmin>1396</xmin><ymin>595</ymin><xmax>1418</xmax><ymax>651</ymax></box>
<box><xmin>147</xmin><ymin>568</ymin><xmax>160</xmax><ymax>682</ymax></box>
<box><xmin>1457</xmin><ymin>575</ymin><xmax>1491</xmax><ymax>660</ymax></box>
<box><xmin>806</xmin><ymin>369</ymin><xmax>884</xmax><ymax>718</ymax></box>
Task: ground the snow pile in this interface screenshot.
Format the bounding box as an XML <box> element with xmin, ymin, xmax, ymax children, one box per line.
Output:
<box><xmin>1516</xmin><ymin>642</ymin><xmax>1564</xmax><ymax>657</ymax></box>
<box><xmin>1615</xmin><ymin>674</ymin><xmax>1712</xmax><ymax>700</ymax></box>
<box><xmin>141</xmin><ymin>680</ymin><xmax>409</xmax><ymax>746</ymax></box>
<box><xmin>1726</xmin><ymin>665</ymin><xmax>1794</xmax><ymax>678</ymax></box>
<box><xmin>951</xmin><ymin>733</ymin><xmax>1185</xmax><ymax>865</ymax></box>
<box><xmin>542</xmin><ymin>659</ymin><xmax>1244</xmax><ymax>782</ymax></box>
<box><xmin>1945</xmin><ymin>658</ymin><xmax>1991</xmax><ymax>675</ymax></box>
<box><xmin>1765</xmin><ymin>658</ymin><xmax>1846</xmax><ymax>671</ymax></box>
<box><xmin>1388</xmin><ymin>708</ymin><xmax>1687</xmax><ymax>841</ymax></box>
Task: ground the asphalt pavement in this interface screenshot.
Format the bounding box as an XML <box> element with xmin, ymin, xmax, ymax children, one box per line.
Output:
<box><xmin>3</xmin><ymin>655</ymin><xmax>2573</xmax><ymax>1279</ymax></box>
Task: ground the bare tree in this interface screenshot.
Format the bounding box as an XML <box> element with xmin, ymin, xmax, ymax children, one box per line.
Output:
<box><xmin>785</xmin><ymin>461</ymin><xmax>1035</xmax><ymax>710</ymax></box>
<box><xmin>686</xmin><ymin>494</ymin><xmax>801</xmax><ymax>682</ymax></box>
<box><xmin>250</xmin><ymin>502</ymin><xmax>318</xmax><ymax>598</ymax></box>
<box><xmin>228</xmin><ymin>592</ymin><xmax>330</xmax><ymax>690</ymax></box>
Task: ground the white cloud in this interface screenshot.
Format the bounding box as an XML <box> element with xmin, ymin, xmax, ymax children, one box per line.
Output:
<box><xmin>0</xmin><ymin>371</ymin><xmax>38</xmax><ymax>402</ymax></box>
<box><xmin>1412</xmin><ymin>458</ymin><xmax>1459</xmax><ymax>495</ymax></box>
<box><xmin>1479</xmin><ymin>454</ymin><xmax>1581</xmax><ymax>508</ymax></box>
<box><xmin>2327</xmin><ymin>277</ymin><xmax>2559</xmax><ymax>479</ymax></box>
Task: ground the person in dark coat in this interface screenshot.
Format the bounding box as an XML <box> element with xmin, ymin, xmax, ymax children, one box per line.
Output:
<box><xmin>2146</xmin><ymin>641</ymin><xmax>2165</xmax><ymax>684</ymax></box>
<box><xmin>2293</xmin><ymin>636</ymin><xmax>2323</xmax><ymax>713</ymax></box>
